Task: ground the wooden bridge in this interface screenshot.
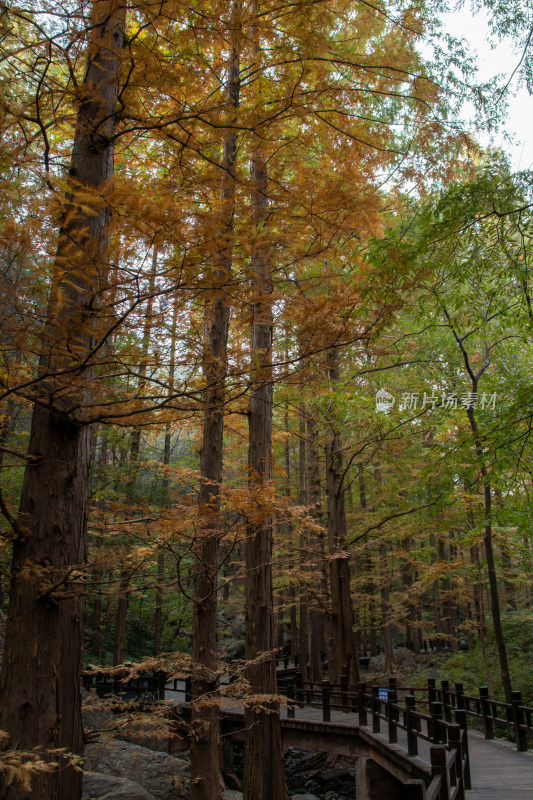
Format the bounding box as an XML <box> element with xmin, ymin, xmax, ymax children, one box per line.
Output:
<box><xmin>84</xmin><ymin>669</ymin><xmax>533</xmax><ymax>799</ymax></box>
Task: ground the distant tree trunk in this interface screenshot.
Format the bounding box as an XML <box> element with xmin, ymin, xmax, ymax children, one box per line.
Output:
<box><xmin>374</xmin><ymin>465</ymin><xmax>393</xmax><ymax>672</ymax></box>
<box><xmin>154</xmin><ymin>293</ymin><xmax>179</xmax><ymax>658</ymax></box>
<box><xmin>494</xmin><ymin>489</ymin><xmax>515</xmax><ymax>610</ymax></box>
<box><xmin>298</xmin><ymin>403</ymin><xmax>310</xmax><ymax>683</ymax></box>
<box><xmin>90</xmin><ymin>570</ymin><xmax>103</xmax><ymax>660</ymax></box>
<box><xmin>100</xmin><ymin>584</ymin><xmax>113</xmax><ymax>665</ymax></box>
<box><xmin>243</xmin><ymin>77</ymin><xmax>288</xmax><ymax>799</ymax></box>
<box><xmin>307</xmin><ymin>413</ymin><xmax>326</xmax><ymax>682</ymax></box>
<box><xmin>429</xmin><ymin>529</ymin><xmax>444</xmax><ymax>651</ymax></box>
<box><xmin>325</xmin><ymin>346</ymin><xmax>359</xmax><ymax>687</ymax></box>
<box><xmin>127</xmin><ymin>247</ymin><xmax>158</xmax><ymax>499</ymax></box>
<box><xmin>466</xmin><ymin>405</ymin><xmax>512</xmax><ymax>703</ymax></box>
<box><xmin>379</xmin><ymin>543</ymin><xmax>394</xmax><ymax>672</ymax></box>
<box><xmin>113</xmin><ymin>568</ymin><xmax>130</xmax><ymax>667</ymax></box>
<box><xmin>190</xmin><ymin>6</ymin><xmax>240</xmax><ymax>797</ymax></box>
<box><xmin>359</xmin><ymin>466</ymin><xmax>377</xmax><ymax>657</ymax></box>
<box><xmin>282</xmin><ymin>403</ymin><xmax>298</xmax><ymax>658</ymax></box>
<box><xmin>0</xmin><ymin>4</ymin><xmax>125</xmax><ymax>798</ymax></box>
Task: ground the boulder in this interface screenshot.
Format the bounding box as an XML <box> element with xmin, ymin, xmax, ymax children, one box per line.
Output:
<box><xmin>367</xmin><ymin>654</ymin><xmax>385</xmax><ymax>672</ymax></box>
<box><xmin>84</xmin><ymin>738</ymin><xmax>189</xmax><ymax>800</ymax></box>
<box><xmin>230</xmin><ymin>615</ymin><xmax>245</xmax><ymax>639</ymax></box>
<box><xmin>290</xmin><ymin>795</ymin><xmax>320</xmax><ymax>800</ymax></box>
<box><xmin>221</xmin><ymin>792</ymin><xmax>244</xmax><ymax>800</ymax></box>
<box><xmin>83</xmin><ymin>771</ymin><xmax>156</xmax><ymax>800</ymax></box>
<box><xmin>82</xmin><ymin>692</ymin><xmax>117</xmax><ymax>739</ymax></box>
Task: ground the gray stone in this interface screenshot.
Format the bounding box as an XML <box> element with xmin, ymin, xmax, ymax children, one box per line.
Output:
<box><xmin>85</xmin><ymin>738</ymin><xmax>189</xmax><ymax>799</ymax></box>
<box><xmin>82</xmin><ymin>771</ymin><xmax>156</xmax><ymax>800</ymax></box>
<box><xmin>82</xmin><ymin>692</ymin><xmax>117</xmax><ymax>738</ymax></box>
<box><xmin>290</xmin><ymin>795</ymin><xmax>320</xmax><ymax>800</ymax></box>
<box><xmin>230</xmin><ymin>615</ymin><xmax>245</xmax><ymax>639</ymax></box>
<box><xmin>221</xmin><ymin>792</ymin><xmax>244</xmax><ymax>800</ymax></box>
<box><xmin>367</xmin><ymin>654</ymin><xmax>385</xmax><ymax>672</ymax></box>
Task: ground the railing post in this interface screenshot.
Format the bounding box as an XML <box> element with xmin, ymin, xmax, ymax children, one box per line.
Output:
<box><xmin>479</xmin><ymin>687</ymin><xmax>494</xmax><ymax>740</ymax></box>
<box><xmin>357</xmin><ymin>682</ymin><xmax>367</xmax><ymax>727</ymax></box>
<box><xmin>511</xmin><ymin>690</ymin><xmax>528</xmax><ymax>752</ymax></box>
<box><xmin>322</xmin><ymin>679</ymin><xmax>331</xmax><ymax>723</ymax></box>
<box><xmin>372</xmin><ymin>685</ymin><xmax>380</xmax><ymax>734</ymax></box>
<box><xmin>388</xmin><ymin>685</ymin><xmax>398</xmax><ymax>744</ymax></box>
<box><xmin>185</xmin><ymin>677</ymin><xmax>192</xmax><ymax>703</ymax></box>
<box><xmin>430</xmin><ymin>700</ymin><xmax>444</xmax><ymax>744</ymax></box>
<box><xmin>441</xmin><ymin>679</ymin><xmax>452</xmax><ymax>722</ymax></box>
<box><xmin>295</xmin><ymin>670</ymin><xmax>303</xmax><ymax>707</ymax></box>
<box><xmin>455</xmin><ymin>682</ymin><xmax>465</xmax><ymax>710</ymax></box>
<box><xmin>448</xmin><ymin>724</ymin><xmax>465</xmax><ymax>799</ymax></box>
<box><xmin>405</xmin><ymin>695</ymin><xmax>418</xmax><ymax>757</ymax></box>
<box><xmin>455</xmin><ymin>709</ymin><xmax>471</xmax><ymax>790</ymax></box>
<box><xmin>428</xmin><ymin>677</ymin><xmax>437</xmax><ymax>706</ymax></box>
<box><xmin>430</xmin><ymin>746</ymin><xmax>449</xmax><ymax>800</ymax></box>
<box><xmin>287</xmin><ymin>681</ymin><xmax>295</xmax><ymax>719</ymax></box>
<box><xmin>341</xmin><ymin>673</ymin><xmax>349</xmax><ymax>712</ymax></box>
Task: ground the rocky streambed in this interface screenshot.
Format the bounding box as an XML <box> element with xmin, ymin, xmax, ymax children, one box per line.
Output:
<box><xmin>82</xmin><ymin>693</ymin><xmax>355</xmax><ymax>800</ymax></box>
<box><xmin>83</xmin><ymin>739</ymin><xmax>355</xmax><ymax>800</ymax></box>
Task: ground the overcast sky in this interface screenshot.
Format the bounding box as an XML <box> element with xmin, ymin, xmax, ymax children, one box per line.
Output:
<box><xmin>443</xmin><ymin>6</ymin><xmax>531</xmax><ymax>170</ymax></box>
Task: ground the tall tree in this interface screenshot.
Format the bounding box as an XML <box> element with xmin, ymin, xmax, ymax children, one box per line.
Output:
<box><xmin>243</xmin><ymin>6</ymin><xmax>288</xmax><ymax>796</ymax></box>
<box><xmin>0</xmin><ymin>2</ymin><xmax>125</xmax><ymax>797</ymax></box>
<box><xmin>190</xmin><ymin>3</ymin><xmax>241</xmax><ymax>797</ymax></box>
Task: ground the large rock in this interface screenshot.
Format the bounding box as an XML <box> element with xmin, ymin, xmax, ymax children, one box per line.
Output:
<box><xmin>83</xmin><ymin>771</ymin><xmax>156</xmax><ymax>800</ymax></box>
<box><xmin>84</xmin><ymin>738</ymin><xmax>189</xmax><ymax>800</ymax></box>
<box><xmin>290</xmin><ymin>795</ymin><xmax>320</xmax><ymax>800</ymax></box>
<box><xmin>367</xmin><ymin>654</ymin><xmax>385</xmax><ymax>672</ymax></box>
<box><xmin>82</xmin><ymin>692</ymin><xmax>117</xmax><ymax>739</ymax></box>
<box><xmin>221</xmin><ymin>792</ymin><xmax>243</xmax><ymax>800</ymax></box>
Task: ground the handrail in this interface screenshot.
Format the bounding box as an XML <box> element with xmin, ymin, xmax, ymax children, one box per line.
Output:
<box><xmin>276</xmin><ymin>669</ymin><xmax>532</xmax><ymax>752</ymax></box>
<box><xmin>277</xmin><ymin>673</ymin><xmax>472</xmax><ymax>799</ymax></box>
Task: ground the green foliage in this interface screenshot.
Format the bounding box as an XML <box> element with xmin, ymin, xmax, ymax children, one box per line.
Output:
<box><xmin>441</xmin><ymin>612</ymin><xmax>533</xmax><ymax>704</ymax></box>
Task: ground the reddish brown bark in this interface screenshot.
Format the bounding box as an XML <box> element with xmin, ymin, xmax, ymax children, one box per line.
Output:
<box><xmin>0</xmin><ymin>3</ymin><xmax>125</xmax><ymax>798</ymax></box>
<box><xmin>307</xmin><ymin>413</ymin><xmax>326</xmax><ymax>682</ymax></box>
<box><xmin>190</xmin><ymin>5</ymin><xmax>241</xmax><ymax>797</ymax></box>
<box><xmin>243</xmin><ymin>101</ymin><xmax>288</xmax><ymax>800</ymax></box>
<box><xmin>325</xmin><ymin>346</ymin><xmax>359</xmax><ymax>688</ymax></box>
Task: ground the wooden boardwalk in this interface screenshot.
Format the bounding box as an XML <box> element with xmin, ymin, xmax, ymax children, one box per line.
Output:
<box><xmin>276</xmin><ymin>705</ymin><xmax>533</xmax><ymax>798</ymax></box>
<box><xmin>166</xmin><ymin>681</ymin><xmax>533</xmax><ymax>797</ymax></box>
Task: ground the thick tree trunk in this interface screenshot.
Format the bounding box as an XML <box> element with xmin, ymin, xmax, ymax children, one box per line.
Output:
<box><xmin>243</xmin><ymin>104</ymin><xmax>288</xmax><ymax>800</ymax></box>
<box><xmin>190</xmin><ymin>7</ymin><xmax>240</xmax><ymax>797</ymax></box>
<box><xmin>0</xmin><ymin>4</ymin><xmax>124</xmax><ymax>798</ymax></box>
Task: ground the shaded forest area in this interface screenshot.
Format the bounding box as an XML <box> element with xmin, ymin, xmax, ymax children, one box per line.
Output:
<box><xmin>0</xmin><ymin>0</ymin><xmax>532</xmax><ymax>798</ymax></box>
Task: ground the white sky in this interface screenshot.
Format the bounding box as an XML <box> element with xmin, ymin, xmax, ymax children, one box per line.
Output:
<box><xmin>442</xmin><ymin>7</ymin><xmax>532</xmax><ymax>170</ymax></box>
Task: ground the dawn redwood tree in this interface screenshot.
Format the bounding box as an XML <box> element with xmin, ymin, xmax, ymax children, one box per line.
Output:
<box><xmin>243</xmin><ymin>143</ymin><xmax>289</xmax><ymax>799</ymax></box>
<box><xmin>243</xmin><ymin>9</ymin><xmax>288</xmax><ymax>795</ymax></box>
<box><xmin>325</xmin><ymin>344</ymin><xmax>360</xmax><ymax>687</ymax></box>
<box><xmin>190</xmin><ymin>2</ymin><xmax>241</xmax><ymax>796</ymax></box>
<box><xmin>0</xmin><ymin>2</ymin><xmax>125</xmax><ymax>797</ymax></box>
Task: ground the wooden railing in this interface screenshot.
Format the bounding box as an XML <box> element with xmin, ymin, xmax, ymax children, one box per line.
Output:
<box><xmin>276</xmin><ymin>673</ymin><xmax>471</xmax><ymax>798</ymax></box>
<box><xmin>276</xmin><ymin>667</ymin><xmax>533</xmax><ymax>753</ymax></box>
<box><xmin>84</xmin><ymin>666</ymin><xmax>531</xmax><ymax>799</ymax></box>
